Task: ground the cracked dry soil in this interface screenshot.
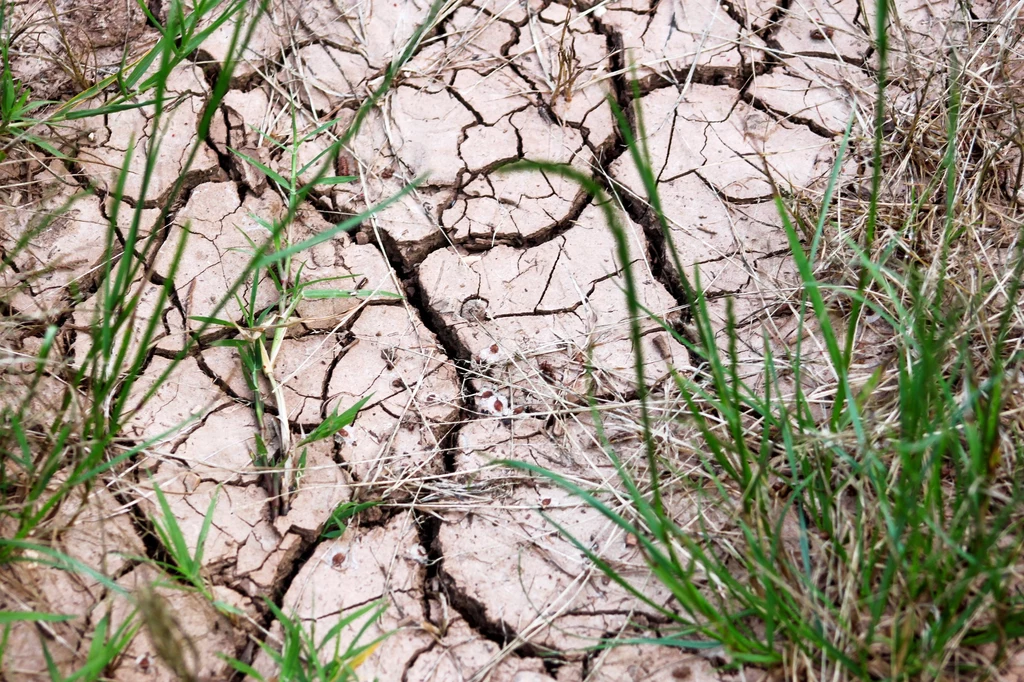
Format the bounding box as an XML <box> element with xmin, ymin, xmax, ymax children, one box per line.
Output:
<box><xmin>0</xmin><ymin>0</ymin><xmax>994</xmax><ymax>678</ymax></box>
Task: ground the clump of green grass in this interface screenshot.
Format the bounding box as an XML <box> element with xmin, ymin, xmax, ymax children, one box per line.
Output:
<box><xmin>505</xmin><ymin>3</ymin><xmax>1024</xmax><ymax>679</ymax></box>
<box><xmin>190</xmin><ymin>0</ymin><xmax>448</xmax><ymax>517</ymax></box>
<box><xmin>0</xmin><ymin>0</ymin><xmax>249</xmax><ymax>163</ymax></box>
<box><xmin>223</xmin><ymin>599</ymin><xmax>389</xmax><ymax>682</ymax></box>
<box><xmin>0</xmin><ymin>0</ymin><xmax>276</xmax><ymax>674</ymax></box>
<box><xmin>41</xmin><ymin>612</ymin><xmax>139</xmax><ymax>682</ymax></box>
<box><xmin>0</xmin><ymin>0</ymin><xmax>445</xmax><ymax>674</ymax></box>
<box><xmin>0</xmin><ymin>0</ymin><xmax>268</xmax><ymax>565</ymax></box>
<box><xmin>201</xmin><ymin>102</ymin><xmax>392</xmax><ymax>515</ymax></box>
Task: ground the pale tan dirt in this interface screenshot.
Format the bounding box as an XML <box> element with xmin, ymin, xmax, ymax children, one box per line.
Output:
<box><xmin>0</xmin><ymin>0</ymin><xmax>1002</xmax><ymax>678</ymax></box>
<box><xmin>418</xmin><ymin>202</ymin><xmax>682</xmax><ymax>402</ymax></box>
<box><xmin>0</xmin><ymin>161</ymin><xmax>119</xmax><ymax>318</ymax></box>
<box><xmin>78</xmin><ymin>65</ymin><xmax>225</xmax><ymax>205</ymax></box>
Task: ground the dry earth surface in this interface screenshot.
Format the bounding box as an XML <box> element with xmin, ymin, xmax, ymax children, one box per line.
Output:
<box><xmin>1</xmin><ymin>0</ymin><xmax>1023</xmax><ymax>679</ymax></box>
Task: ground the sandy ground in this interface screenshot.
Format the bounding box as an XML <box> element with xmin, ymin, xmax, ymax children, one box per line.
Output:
<box><xmin>1</xmin><ymin>0</ymin><xmax>1020</xmax><ymax>679</ymax></box>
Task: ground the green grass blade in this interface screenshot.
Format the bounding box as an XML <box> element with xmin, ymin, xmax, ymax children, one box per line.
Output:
<box><xmin>0</xmin><ymin>612</ymin><xmax>75</xmax><ymax>624</ymax></box>
<box><xmin>300</xmin><ymin>395</ymin><xmax>371</xmax><ymax>446</ymax></box>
